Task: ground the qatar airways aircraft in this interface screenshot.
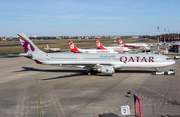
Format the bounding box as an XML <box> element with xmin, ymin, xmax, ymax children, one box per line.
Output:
<box><xmin>69</xmin><ymin>40</ymin><xmax>118</xmax><ymax>53</ymax></box>
<box><xmin>119</xmin><ymin>39</ymin><xmax>150</xmax><ymax>49</ymax></box>
<box><xmin>18</xmin><ymin>33</ymin><xmax>175</xmax><ymax>75</ymax></box>
<box><xmin>96</xmin><ymin>39</ymin><xmax>131</xmax><ymax>52</ymax></box>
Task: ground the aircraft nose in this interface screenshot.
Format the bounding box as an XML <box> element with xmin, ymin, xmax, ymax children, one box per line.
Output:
<box><xmin>172</xmin><ymin>60</ymin><xmax>176</xmax><ymax>65</ymax></box>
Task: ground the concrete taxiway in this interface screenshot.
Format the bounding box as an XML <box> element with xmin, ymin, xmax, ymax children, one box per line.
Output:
<box><xmin>0</xmin><ymin>55</ymin><xmax>180</xmax><ymax>117</ymax></box>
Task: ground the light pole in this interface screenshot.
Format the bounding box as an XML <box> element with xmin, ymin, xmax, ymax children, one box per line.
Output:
<box><xmin>164</xmin><ymin>28</ymin><xmax>166</xmax><ymax>43</ymax></box>
<box><xmin>157</xmin><ymin>26</ymin><xmax>159</xmax><ymax>51</ymax></box>
<box><xmin>172</xmin><ymin>30</ymin><xmax>173</xmax><ymax>42</ymax></box>
<box><xmin>168</xmin><ymin>29</ymin><xmax>170</xmax><ymax>42</ymax></box>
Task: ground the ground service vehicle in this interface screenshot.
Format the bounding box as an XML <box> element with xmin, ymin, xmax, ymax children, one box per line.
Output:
<box><xmin>174</xmin><ymin>56</ymin><xmax>180</xmax><ymax>59</ymax></box>
<box><xmin>152</xmin><ymin>68</ymin><xmax>175</xmax><ymax>75</ymax></box>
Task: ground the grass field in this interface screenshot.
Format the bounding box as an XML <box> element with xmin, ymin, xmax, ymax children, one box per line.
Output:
<box><xmin>0</xmin><ymin>38</ymin><xmax>157</xmax><ymax>53</ymax></box>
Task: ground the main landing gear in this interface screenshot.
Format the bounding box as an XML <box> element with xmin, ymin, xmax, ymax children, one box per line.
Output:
<box><xmin>82</xmin><ymin>70</ymin><xmax>96</xmax><ymax>75</ymax></box>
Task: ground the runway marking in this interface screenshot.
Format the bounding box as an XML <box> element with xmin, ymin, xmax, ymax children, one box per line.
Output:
<box><xmin>85</xmin><ymin>88</ymin><xmax>97</xmax><ymax>98</ymax></box>
<box><xmin>133</xmin><ymin>73</ymin><xmax>137</xmax><ymax>74</ymax></box>
<box><xmin>21</xmin><ymin>105</ymin><xmax>49</xmax><ymax>109</ymax></box>
<box><xmin>35</xmin><ymin>76</ymin><xmax>42</xmax><ymax>117</ymax></box>
<box><xmin>30</xmin><ymin>105</ymin><xmax>49</xmax><ymax>108</ymax></box>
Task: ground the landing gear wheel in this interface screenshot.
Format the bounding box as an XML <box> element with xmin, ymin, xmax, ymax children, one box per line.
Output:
<box><xmin>164</xmin><ymin>72</ymin><xmax>168</xmax><ymax>75</ymax></box>
<box><xmin>82</xmin><ymin>71</ymin><xmax>87</xmax><ymax>75</ymax></box>
<box><xmin>87</xmin><ymin>72</ymin><xmax>91</xmax><ymax>76</ymax></box>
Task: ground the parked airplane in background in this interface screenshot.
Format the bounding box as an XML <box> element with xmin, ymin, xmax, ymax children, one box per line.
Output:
<box><xmin>44</xmin><ymin>44</ymin><xmax>61</xmax><ymax>52</ymax></box>
<box><xmin>18</xmin><ymin>33</ymin><xmax>175</xmax><ymax>75</ymax></box>
<box><xmin>96</xmin><ymin>39</ymin><xmax>131</xmax><ymax>52</ymax></box>
<box><xmin>69</xmin><ymin>40</ymin><xmax>118</xmax><ymax>53</ymax></box>
<box><xmin>119</xmin><ymin>39</ymin><xmax>150</xmax><ymax>49</ymax></box>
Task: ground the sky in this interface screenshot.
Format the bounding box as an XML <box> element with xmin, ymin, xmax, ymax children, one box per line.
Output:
<box><xmin>0</xmin><ymin>0</ymin><xmax>180</xmax><ymax>36</ymax></box>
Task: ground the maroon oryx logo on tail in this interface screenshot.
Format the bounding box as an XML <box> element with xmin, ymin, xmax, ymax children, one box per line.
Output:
<box><xmin>18</xmin><ymin>34</ymin><xmax>35</xmax><ymax>53</ymax></box>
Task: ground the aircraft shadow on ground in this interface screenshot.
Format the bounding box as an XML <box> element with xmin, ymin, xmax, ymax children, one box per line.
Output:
<box><xmin>115</xmin><ymin>69</ymin><xmax>152</xmax><ymax>74</ymax></box>
<box><xmin>19</xmin><ymin>67</ymin><xmax>152</xmax><ymax>74</ymax></box>
<box><xmin>14</xmin><ymin>67</ymin><xmax>152</xmax><ymax>80</ymax></box>
<box><xmin>41</xmin><ymin>73</ymin><xmax>83</xmax><ymax>80</ymax></box>
<box><xmin>18</xmin><ymin>67</ymin><xmax>113</xmax><ymax>75</ymax></box>
<box><xmin>14</xmin><ymin>67</ymin><xmax>85</xmax><ymax>80</ymax></box>
<box><xmin>17</xmin><ymin>67</ymin><xmax>84</xmax><ymax>73</ymax></box>
<box><xmin>42</xmin><ymin>73</ymin><xmax>113</xmax><ymax>80</ymax></box>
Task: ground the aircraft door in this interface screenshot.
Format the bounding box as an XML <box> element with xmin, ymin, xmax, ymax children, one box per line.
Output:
<box><xmin>157</xmin><ymin>55</ymin><xmax>161</xmax><ymax>62</ymax></box>
<box><xmin>78</xmin><ymin>56</ymin><xmax>82</xmax><ymax>61</ymax></box>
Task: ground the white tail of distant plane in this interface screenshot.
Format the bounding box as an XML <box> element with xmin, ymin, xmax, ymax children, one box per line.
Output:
<box><xmin>44</xmin><ymin>45</ymin><xmax>51</xmax><ymax>50</ymax></box>
<box><xmin>47</xmin><ymin>45</ymin><xmax>50</xmax><ymax>49</ymax></box>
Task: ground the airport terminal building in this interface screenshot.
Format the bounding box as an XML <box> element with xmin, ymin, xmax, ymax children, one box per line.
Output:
<box><xmin>172</xmin><ymin>41</ymin><xmax>180</xmax><ymax>53</ymax></box>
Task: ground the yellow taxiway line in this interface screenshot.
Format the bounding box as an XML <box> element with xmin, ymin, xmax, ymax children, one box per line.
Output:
<box><xmin>35</xmin><ymin>75</ymin><xmax>42</xmax><ymax>117</ymax></box>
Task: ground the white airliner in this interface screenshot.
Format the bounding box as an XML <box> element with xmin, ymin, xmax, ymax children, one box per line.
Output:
<box><xmin>96</xmin><ymin>39</ymin><xmax>131</xmax><ymax>52</ymax></box>
<box><xmin>18</xmin><ymin>33</ymin><xmax>175</xmax><ymax>75</ymax></box>
<box><xmin>119</xmin><ymin>39</ymin><xmax>150</xmax><ymax>49</ymax></box>
<box><xmin>69</xmin><ymin>40</ymin><xmax>118</xmax><ymax>53</ymax></box>
<box><xmin>44</xmin><ymin>44</ymin><xmax>61</xmax><ymax>52</ymax></box>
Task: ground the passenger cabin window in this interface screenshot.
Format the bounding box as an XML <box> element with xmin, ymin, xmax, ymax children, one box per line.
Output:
<box><xmin>166</xmin><ymin>58</ymin><xmax>172</xmax><ymax>60</ymax></box>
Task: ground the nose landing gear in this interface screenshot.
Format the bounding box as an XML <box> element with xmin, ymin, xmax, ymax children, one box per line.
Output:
<box><xmin>156</xmin><ymin>68</ymin><xmax>159</xmax><ymax>71</ymax></box>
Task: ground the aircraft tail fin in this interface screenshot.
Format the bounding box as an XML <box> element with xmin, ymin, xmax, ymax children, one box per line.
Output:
<box><xmin>69</xmin><ymin>40</ymin><xmax>82</xmax><ymax>53</ymax></box>
<box><xmin>119</xmin><ymin>39</ymin><xmax>125</xmax><ymax>46</ymax></box>
<box><xmin>96</xmin><ymin>39</ymin><xmax>106</xmax><ymax>49</ymax></box>
<box><xmin>18</xmin><ymin>33</ymin><xmax>45</xmax><ymax>54</ymax></box>
<box><xmin>47</xmin><ymin>44</ymin><xmax>51</xmax><ymax>49</ymax></box>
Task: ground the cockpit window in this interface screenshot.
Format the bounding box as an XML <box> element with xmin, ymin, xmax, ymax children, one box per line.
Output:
<box><xmin>166</xmin><ymin>58</ymin><xmax>172</xmax><ymax>60</ymax></box>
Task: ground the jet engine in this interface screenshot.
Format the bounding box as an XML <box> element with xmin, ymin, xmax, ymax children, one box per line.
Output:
<box><xmin>95</xmin><ymin>66</ymin><xmax>115</xmax><ymax>74</ymax></box>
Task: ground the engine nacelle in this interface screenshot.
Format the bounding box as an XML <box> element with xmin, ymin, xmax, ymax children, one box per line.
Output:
<box><xmin>96</xmin><ymin>66</ymin><xmax>115</xmax><ymax>74</ymax></box>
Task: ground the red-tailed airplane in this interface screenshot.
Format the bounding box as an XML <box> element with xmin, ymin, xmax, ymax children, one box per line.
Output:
<box><xmin>119</xmin><ymin>39</ymin><xmax>150</xmax><ymax>49</ymax></box>
<box><xmin>69</xmin><ymin>40</ymin><xmax>118</xmax><ymax>53</ymax></box>
<box><xmin>18</xmin><ymin>33</ymin><xmax>175</xmax><ymax>75</ymax></box>
<box><xmin>96</xmin><ymin>39</ymin><xmax>131</xmax><ymax>52</ymax></box>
